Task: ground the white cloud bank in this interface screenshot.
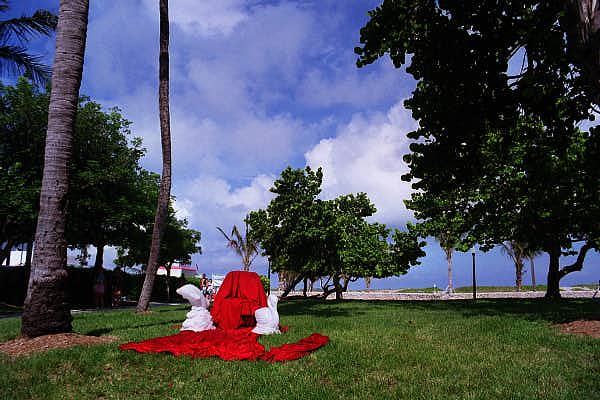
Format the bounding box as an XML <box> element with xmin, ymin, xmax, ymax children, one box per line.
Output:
<box><xmin>305</xmin><ymin>102</ymin><xmax>416</xmax><ymax>224</ymax></box>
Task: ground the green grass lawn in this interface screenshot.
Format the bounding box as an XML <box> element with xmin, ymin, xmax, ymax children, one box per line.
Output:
<box><xmin>0</xmin><ymin>299</ymin><xmax>599</xmax><ymax>400</ymax></box>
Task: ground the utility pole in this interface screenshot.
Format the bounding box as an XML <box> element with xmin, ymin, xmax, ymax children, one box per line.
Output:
<box><xmin>472</xmin><ymin>251</ymin><xmax>476</xmax><ymax>300</ymax></box>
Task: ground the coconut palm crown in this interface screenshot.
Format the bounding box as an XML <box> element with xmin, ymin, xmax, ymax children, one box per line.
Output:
<box><xmin>217</xmin><ymin>221</ymin><xmax>259</xmax><ymax>271</ymax></box>
<box><xmin>0</xmin><ymin>0</ymin><xmax>57</xmax><ymax>85</ymax></box>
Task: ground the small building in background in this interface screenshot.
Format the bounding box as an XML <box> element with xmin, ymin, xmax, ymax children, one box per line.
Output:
<box><xmin>156</xmin><ymin>264</ymin><xmax>198</xmax><ymax>278</ymax></box>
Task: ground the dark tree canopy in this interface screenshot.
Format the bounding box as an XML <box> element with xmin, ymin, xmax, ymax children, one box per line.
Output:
<box><xmin>356</xmin><ymin>0</ymin><xmax>600</xmax><ymax>298</ymax></box>
<box><xmin>115</xmin><ymin>203</ymin><xmax>202</xmax><ymax>271</ymax></box>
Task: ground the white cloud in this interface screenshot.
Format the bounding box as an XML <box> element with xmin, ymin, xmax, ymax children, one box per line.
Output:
<box><xmin>297</xmin><ymin>58</ymin><xmax>407</xmax><ymax>108</ymax></box>
<box><xmin>142</xmin><ymin>0</ymin><xmax>248</xmax><ymax>36</ymax></box>
<box><xmin>305</xmin><ymin>102</ymin><xmax>417</xmax><ymax>225</ymax></box>
<box><xmin>173</xmin><ymin>174</ymin><xmax>275</xmax><ymax>273</ymax></box>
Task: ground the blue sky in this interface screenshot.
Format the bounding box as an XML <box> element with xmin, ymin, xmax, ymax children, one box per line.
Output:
<box><xmin>7</xmin><ymin>0</ymin><xmax>599</xmax><ymax>289</ymax></box>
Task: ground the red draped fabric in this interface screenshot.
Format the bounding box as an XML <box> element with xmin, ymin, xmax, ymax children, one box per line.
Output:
<box><xmin>120</xmin><ymin>329</ymin><xmax>265</xmax><ymax>361</ymax></box>
<box><xmin>261</xmin><ymin>333</ymin><xmax>329</xmax><ymax>362</ymax></box>
<box><xmin>119</xmin><ymin>330</ymin><xmax>329</xmax><ymax>362</ymax></box>
<box><xmin>120</xmin><ymin>271</ymin><xmax>329</xmax><ymax>362</ymax></box>
<box><xmin>210</xmin><ymin>271</ymin><xmax>267</xmax><ymax>330</ymax></box>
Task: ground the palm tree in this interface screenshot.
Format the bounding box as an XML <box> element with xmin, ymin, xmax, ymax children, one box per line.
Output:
<box><xmin>523</xmin><ymin>246</ymin><xmax>542</xmax><ymax>291</ymax></box>
<box><xmin>136</xmin><ymin>0</ymin><xmax>172</xmax><ymax>313</ymax></box>
<box><xmin>500</xmin><ymin>241</ymin><xmax>526</xmax><ymax>291</ymax></box>
<box><xmin>217</xmin><ymin>221</ymin><xmax>258</xmax><ymax>271</ymax></box>
<box><xmin>21</xmin><ymin>0</ymin><xmax>89</xmax><ymax>338</ymax></box>
<box><xmin>436</xmin><ymin>231</ymin><xmax>458</xmax><ymax>293</ymax></box>
<box><xmin>0</xmin><ymin>1</ymin><xmax>57</xmax><ymax>84</ymax></box>
<box><xmin>500</xmin><ymin>241</ymin><xmax>541</xmax><ymax>291</ymax></box>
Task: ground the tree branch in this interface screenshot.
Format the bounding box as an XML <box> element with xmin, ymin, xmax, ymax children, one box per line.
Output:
<box><xmin>558</xmin><ymin>241</ymin><xmax>594</xmax><ymax>278</ymax></box>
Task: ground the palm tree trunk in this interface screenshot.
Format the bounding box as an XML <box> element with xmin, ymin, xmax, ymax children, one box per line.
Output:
<box><xmin>566</xmin><ymin>0</ymin><xmax>600</xmax><ymax>105</ymax></box>
<box><xmin>137</xmin><ymin>0</ymin><xmax>172</xmax><ymax>312</ymax></box>
<box><xmin>21</xmin><ymin>0</ymin><xmax>89</xmax><ymax>337</ymax></box>
<box><xmin>515</xmin><ymin>259</ymin><xmax>523</xmax><ymax>291</ymax></box>
<box><xmin>530</xmin><ymin>257</ymin><xmax>536</xmax><ymax>291</ymax></box>
<box><xmin>446</xmin><ymin>249</ymin><xmax>453</xmax><ymax>292</ymax></box>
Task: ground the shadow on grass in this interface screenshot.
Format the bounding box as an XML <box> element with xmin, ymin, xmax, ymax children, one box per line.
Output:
<box><xmin>369</xmin><ymin>298</ymin><xmax>600</xmax><ymax>323</ymax></box>
<box><xmin>278</xmin><ymin>297</ymin><xmax>600</xmax><ymax>324</ymax></box>
<box><xmin>278</xmin><ymin>298</ymin><xmax>367</xmax><ymax>318</ymax></box>
<box><xmin>80</xmin><ymin>317</ymin><xmax>183</xmax><ymax>336</ymax></box>
<box><xmin>85</xmin><ymin>328</ymin><xmax>113</xmax><ymax>336</ymax></box>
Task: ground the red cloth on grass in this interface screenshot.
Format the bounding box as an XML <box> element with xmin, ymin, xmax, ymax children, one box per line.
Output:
<box><xmin>261</xmin><ymin>333</ymin><xmax>329</xmax><ymax>362</ymax></box>
<box><xmin>120</xmin><ymin>328</ymin><xmax>266</xmax><ymax>361</ymax></box>
<box><xmin>119</xmin><ymin>330</ymin><xmax>329</xmax><ymax>362</ymax></box>
<box><xmin>120</xmin><ymin>271</ymin><xmax>329</xmax><ymax>362</ymax></box>
<box><xmin>210</xmin><ymin>271</ymin><xmax>267</xmax><ymax>330</ymax></box>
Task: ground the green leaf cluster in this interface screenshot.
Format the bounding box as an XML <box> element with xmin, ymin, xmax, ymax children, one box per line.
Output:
<box><xmin>0</xmin><ymin>78</ymin><xmax>201</xmax><ymax>269</ymax></box>
<box><xmin>247</xmin><ymin>166</ymin><xmax>425</xmax><ymax>297</ymax></box>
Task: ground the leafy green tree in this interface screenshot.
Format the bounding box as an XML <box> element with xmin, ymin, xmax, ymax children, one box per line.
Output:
<box><xmin>0</xmin><ymin>0</ymin><xmax>57</xmax><ymax>85</ymax></box>
<box><xmin>137</xmin><ymin>0</ymin><xmax>172</xmax><ymax>313</ymax></box>
<box><xmin>356</xmin><ymin>1</ymin><xmax>600</xmax><ymax>299</ymax></box>
<box><xmin>116</xmin><ymin>204</ymin><xmax>201</xmax><ymax>299</ymax></box>
<box><xmin>248</xmin><ymin>166</ymin><xmax>424</xmax><ymax>299</ymax></box>
<box><xmin>67</xmin><ymin>101</ymin><xmax>147</xmax><ymax>268</ymax></box>
<box><xmin>22</xmin><ymin>0</ymin><xmax>89</xmax><ymax>338</ymax></box>
<box><xmin>217</xmin><ymin>221</ymin><xmax>258</xmax><ymax>271</ymax></box>
<box><xmin>0</xmin><ymin>79</ymin><xmax>152</xmax><ymax>271</ymax></box>
<box><xmin>0</xmin><ymin>78</ymin><xmax>47</xmax><ymax>265</ymax></box>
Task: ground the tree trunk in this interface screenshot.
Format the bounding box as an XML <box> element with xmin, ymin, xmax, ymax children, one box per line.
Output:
<box><xmin>25</xmin><ymin>240</ymin><xmax>33</xmax><ymax>268</ymax></box>
<box><xmin>21</xmin><ymin>0</ymin><xmax>89</xmax><ymax>337</ymax></box>
<box><xmin>365</xmin><ymin>276</ymin><xmax>371</xmax><ymax>290</ymax></box>
<box><xmin>530</xmin><ymin>258</ymin><xmax>536</xmax><ymax>291</ymax></box>
<box><xmin>545</xmin><ymin>247</ymin><xmax>562</xmax><ymax>299</ymax></box>
<box><xmin>279</xmin><ymin>272</ymin><xmax>304</xmax><ymax>298</ymax></box>
<box><xmin>446</xmin><ymin>249</ymin><xmax>453</xmax><ymax>292</ymax></box>
<box><xmin>302</xmin><ymin>276</ymin><xmax>308</xmax><ymax>297</ymax></box>
<box><xmin>515</xmin><ymin>258</ymin><xmax>523</xmax><ymax>291</ymax></box>
<box><xmin>137</xmin><ymin>0</ymin><xmax>172</xmax><ymax>312</ymax></box>
<box><xmin>93</xmin><ymin>243</ymin><xmax>104</xmax><ymax>269</ymax></box>
<box><xmin>333</xmin><ymin>275</ymin><xmax>343</xmax><ymax>300</ymax></box>
<box><xmin>566</xmin><ymin>0</ymin><xmax>600</xmax><ymax>105</ymax></box>
<box><xmin>0</xmin><ymin>238</ymin><xmax>15</xmax><ymax>266</ymax></box>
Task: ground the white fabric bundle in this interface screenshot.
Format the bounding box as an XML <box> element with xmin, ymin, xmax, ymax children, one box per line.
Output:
<box><xmin>252</xmin><ymin>294</ymin><xmax>280</xmax><ymax>335</ymax></box>
<box><xmin>176</xmin><ymin>284</ymin><xmax>215</xmax><ymax>332</ymax></box>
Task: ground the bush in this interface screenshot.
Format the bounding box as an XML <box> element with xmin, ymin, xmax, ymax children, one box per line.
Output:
<box><xmin>0</xmin><ymin>266</ymin><xmax>187</xmax><ymax>307</ymax></box>
<box><xmin>260</xmin><ymin>275</ymin><xmax>270</xmax><ymax>293</ymax></box>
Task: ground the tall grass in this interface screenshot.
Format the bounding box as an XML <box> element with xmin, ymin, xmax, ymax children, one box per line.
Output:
<box><xmin>0</xmin><ymin>299</ymin><xmax>599</xmax><ymax>399</ymax></box>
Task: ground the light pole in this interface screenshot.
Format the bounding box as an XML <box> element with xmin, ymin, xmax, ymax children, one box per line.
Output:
<box><xmin>267</xmin><ymin>259</ymin><xmax>271</xmax><ymax>295</ymax></box>
<box><xmin>472</xmin><ymin>251</ymin><xmax>476</xmax><ymax>300</ymax></box>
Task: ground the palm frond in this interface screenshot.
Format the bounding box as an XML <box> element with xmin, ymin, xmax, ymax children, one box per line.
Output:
<box><xmin>0</xmin><ymin>10</ymin><xmax>57</xmax><ymax>44</ymax></box>
<box><xmin>0</xmin><ymin>45</ymin><xmax>51</xmax><ymax>85</ymax></box>
<box><xmin>217</xmin><ymin>226</ymin><xmax>243</xmax><ymax>257</ymax></box>
<box><xmin>499</xmin><ymin>241</ymin><xmax>519</xmax><ymax>264</ymax></box>
<box><xmin>218</xmin><ymin>224</ymin><xmax>259</xmax><ymax>270</ymax></box>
